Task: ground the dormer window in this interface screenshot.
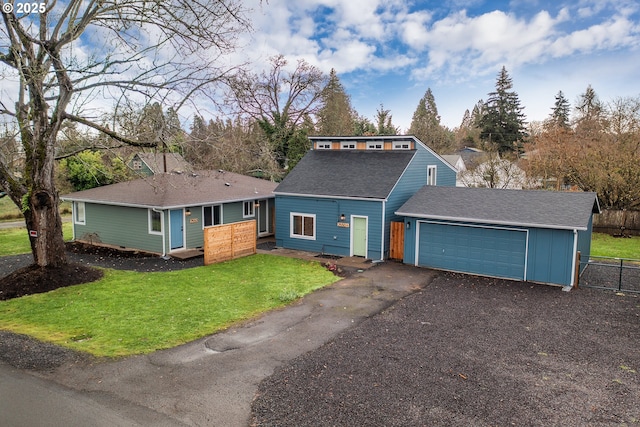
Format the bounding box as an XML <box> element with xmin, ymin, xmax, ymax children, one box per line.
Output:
<box><xmin>392</xmin><ymin>142</ymin><xmax>411</xmax><ymax>150</ymax></box>
<box><xmin>366</xmin><ymin>142</ymin><xmax>383</xmax><ymax>150</ymax></box>
<box><xmin>341</xmin><ymin>142</ymin><xmax>356</xmax><ymax>149</ymax></box>
<box><xmin>316</xmin><ymin>143</ymin><xmax>332</xmax><ymax>149</ymax></box>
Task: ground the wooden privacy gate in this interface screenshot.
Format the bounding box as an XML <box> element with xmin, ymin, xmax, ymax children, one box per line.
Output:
<box><xmin>204</xmin><ymin>220</ymin><xmax>256</xmax><ymax>265</ymax></box>
<box><xmin>389</xmin><ymin>221</ymin><xmax>405</xmax><ymax>260</ymax></box>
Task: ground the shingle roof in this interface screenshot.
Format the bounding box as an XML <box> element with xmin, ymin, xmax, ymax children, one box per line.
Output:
<box><xmin>396</xmin><ymin>186</ymin><xmax>600</xmax><ymax>230</ymax></box>
<box><xmin>274</xmin><ymin>150</ymin><xmax>416</xmax><ymax>199</ymax></box>
<box><xmin>61</xmin><ymin>170</ymin><xmax>277</xmax><ymax>208</ymax></box>
<box><xmin>136</xmin><ymin>152</ymin><xmax>193</xmax><ymax>174</ymax></box>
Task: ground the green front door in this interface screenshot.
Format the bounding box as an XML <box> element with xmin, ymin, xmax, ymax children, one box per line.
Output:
<box><xmin>352</xmin><ymin>216</ymin><xmax>367</xmax><ymax>257</ymax></box>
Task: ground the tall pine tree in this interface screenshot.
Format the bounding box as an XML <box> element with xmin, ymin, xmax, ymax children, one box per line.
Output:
<box><xmin>408</xmin><ymin>88</ymin><xmax>451</xmax><ymax>153</ymax></box>
<box><xmin>548</xmin><ymin>90</ymin><xmax>571</xmax><ymax>129</ymax></box>
<box><xmin>479</xmin><ymin>67</ymin><xmax>527</xmax><ymax>154</ymax></box>
<box><xmin>316</xmin><ymin>69</ymin><xmax>355</xmax><ymax>136</ymax></box>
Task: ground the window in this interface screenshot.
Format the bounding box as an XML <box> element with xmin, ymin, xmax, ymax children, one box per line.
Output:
<box><xmin>149</xmin><ymin>209</ymin><xmax>162</xmax><ymax>234</ymax></box>
<box><xmin>392</xmin><ymin>142</ymin><xmax>411</xmax><ymax>150</ymax></box>
<box><xmin>427</xmin><ymin>165</ymin><xmax>437</xmax><ymax>185</ymax></box>
<box><xmin>132</xmin><ymin>159</ymin><xmax>143</xmax><ymax>170</ymax></box>
<box><xmin>290</xmin><ymin>213</ymin><xmax>315</xmax><ymax>240</ymax></box>
<box><xmin>341</xmin><ymin>142</ymin><xmax>356</xmax><ymax>149</ymax></box>
<box><xmin>203</xmin><ymin>205</ymin><xmax>222</xmax><ymax>227</ymax></box>
<box><xmin>243</xmin><ymin>201</ymin><xmax>255</xmax><ymax>218</ymax></box>
<box><xmin>74</xmin><ymin>202</ymin><xmax>85</xmax><ymax>225</ymax></box>
<box><xmin>316</xmin><ymin>143</ymin><xmax>332</xmax><ymax>149</ymax></box>
<box><xmin>366</xmin><ymin>142</ymin><xmax>383</xmax><ymax>150</ymax></box>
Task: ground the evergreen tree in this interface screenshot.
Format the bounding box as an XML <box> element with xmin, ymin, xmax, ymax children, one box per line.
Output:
<box><xmin>575</xmin><ymin>85</ymin><xmax>602</xmax><ymax>120</ymax></box>
<box><xmin>478</xmin><ymin>67</ymin><xmax>527</xmax><ymax>154</ymax></box>
<box><xmin>375</xmin><ymin>104</ymin><xmax>399</xmax><ymax>135</ymax></box>
<box><xmin>353</xmin><ymin>114</ymin><xmax>377</xmax><ymax>136</ymax></box>
<box><xmin>574</xmin><ymin>85</ymin><xmax>605</xmax><ymax>138</ymax></box>
<box><xmin>408</xmin><ymin>88</ymin><xmax>452</xmax><ymax>153</ymax></box>
<box><xmin>548</xmin><ymin>90</ymin><xmax>571</xmax><ymax>129</ymax></box>
<box><xmin>316</xmin><ymin>69</ymin><xmax>355</xmax><ymax>136</ymax></box>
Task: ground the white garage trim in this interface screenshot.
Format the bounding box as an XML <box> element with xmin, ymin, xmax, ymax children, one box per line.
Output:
<box><xmin>415</xmin><ymin>220</ymin><xmax>530</xmax><ymax>281</ymax></box>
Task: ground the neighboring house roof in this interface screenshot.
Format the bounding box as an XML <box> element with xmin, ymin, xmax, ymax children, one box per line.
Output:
<box><xmin>441</xmin><ymin>155</ymin><xmax>466</xmax><ymax>172</ymax></box>
<box><xmin>274</xmin><ymin>150</ymin><xmax>416</xmax><ymax>199</ymax></box>
<box><xmin>62</xmin><ymin>170</ymin><xmax>277</xmax><ymax>209</ymax></box>
<box><xmin>134</xmin><ymin>152</ymin><xmax>193</xmax><ymax>174</ymax></box>
<box><xmin>396</xmin><ymin>186</ymin><xmax>600</xmax><ymax>231</ymax></box>
<box><xmin>454</xmin><ymin>147</ymin><xmax>488</xmax><ymax>169</ymax></box>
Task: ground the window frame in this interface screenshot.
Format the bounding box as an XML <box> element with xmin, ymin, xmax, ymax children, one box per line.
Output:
<box><xmin>392</xmin><ymin>142</ymin><xmax>411</xmax><ymax>150</ymax></box>
<box><xmin>316</xmin><ymin>143</ymin><xmax>332</xmax><ymax>149</ymax></box>
<box><xmin>74</xmin><ymin>201</ymin><xmax>86</xmax><ymax>225</ymax></box>
<box><xmin>341</xmin><ymin>142</ymin><xmax>356</xmax><ymax>149</ymax></box>
<box><xmin>427</xmin><ymin>165</ymin><xmax>437</xmax><ymax>186</ymax></box>
<box><xmin>148</xmin><ymin>209</ymin><xmax>163</xmax><ymax>235</ymax></box>
<box><xmin>243</xmin><ymin>201</ymin><xmax>255</xmax><ymax>218</ymax></box>
<box><xmin>366</xmin><ymin>142</ymin><xmax>384</xmax><ymax>150</ymax></box>
<box><xmin>203</xmin><ymin>204</ymin><xmax>223</xmax><ymax>228</ymax></box>
<box><xmin>290</xmin><ymin>212</ymin><xmax>316</xmax><ymax>240</ymax></box>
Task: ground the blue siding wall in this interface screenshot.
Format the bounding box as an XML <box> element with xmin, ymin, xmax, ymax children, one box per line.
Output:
<box><xmin>404</xmin><ymin>218</ymin><xmax>578</xmax><ymax>286</ymax></box>
<box><xmin>383</xmin><ymin>145</ymin><xmax>456</xmax><ymax>257</ymax></box>
<box><xmin>275</xmin><ymin>195</ymin><xmax>384</xmax><ymax>259</ymax></box>
<box><xmin>577</xmin><ymin>215</ymin><xmax>593</xmax><ymax>272</ymax></box>
<box><xmin>526</xmin><ymin>228</ymin><xmax>574</xmax><ymax>285</ymax></box>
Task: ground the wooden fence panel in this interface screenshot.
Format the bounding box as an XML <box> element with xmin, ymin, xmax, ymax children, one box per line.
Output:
<box><xmin>389</xmin><ymin>221</ymin><xmax>405</xmax><ymax>260</ymax></box>
<box><xmin>593</xmin><ymin>210</ymin><xmax>640</xmax><ymax>236</ymax></box>
<box><xmin>204</xmin><ymin>220</ymin><xmax>256</xmax><ymax>265</ymax></box>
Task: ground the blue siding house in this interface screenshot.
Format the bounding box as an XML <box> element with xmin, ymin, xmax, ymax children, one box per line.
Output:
<box><xmin>274</xmin><ymin>135</ymin><xmax>456</xmax><ymax>261</ymax></box>
<box><xmin>396</xmin><ymin>186</ymin><xmax>600</xmax><ymax>287</ymax></box>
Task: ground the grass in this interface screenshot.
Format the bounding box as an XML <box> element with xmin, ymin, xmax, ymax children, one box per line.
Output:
<box><xmin>0</xmin><ymin>197</ymin><xmax>71</xmax><ymax>222</ymax></box>
<box><xmin>0</xmin><ymin>254</ymin><xmax>339</xmax><ymax>357</ymax></box>
<box><xmin>0</xmin><ymin>196</ymin><xmax>21</xmax><ymax>221</ymax></box>
<box><xmin>590</xmin><ymin>232</ymin><xmax>640</xmax><ymax>259</ymax></box>
<box><xmin>0</xmin><ymin>222</ymin><xmax>73</xmax><ymax>256</ymax></box>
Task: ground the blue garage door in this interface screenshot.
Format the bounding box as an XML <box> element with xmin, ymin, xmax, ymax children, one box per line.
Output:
<box><xmin>418</xmin><ymin>222</ymin><xmax>527</xmax><ymax>280</ymax></box>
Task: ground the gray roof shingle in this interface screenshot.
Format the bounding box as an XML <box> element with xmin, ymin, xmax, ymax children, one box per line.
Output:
<box><xmin>396</xmin><ymin>186</ymin><xmax>600</xmax><ymax>230</ymax></box>
<box><xmin>62</xmin><ymin>170</ymin><xmax>276</xmax><ymax>208</ymax></box>
<box><xmin>274</xmin><ymin>150</ymin><xmax>416</xmax><ymax>199</ymax></box>
<box><xmin>136</xmin><ymin>152</ymin><xmax>193</xmax><ymax>174</ymax></box>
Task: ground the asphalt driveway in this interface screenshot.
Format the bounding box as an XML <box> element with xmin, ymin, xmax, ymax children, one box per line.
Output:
<box><xmin>2</xmin><ymin>261</ymin><xmax>433</xmax><ymax>426</ymax></box>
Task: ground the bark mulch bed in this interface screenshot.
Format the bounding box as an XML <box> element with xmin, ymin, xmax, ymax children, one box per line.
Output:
<box><xmin>251</xmin><ymin>273</ymin><xmax>640</xmax><ymax>426</ymax></box>
<box><xmin>0</xmin><ymin>242</ymin><xmax>154</xmax><ymax>301</ymax></box>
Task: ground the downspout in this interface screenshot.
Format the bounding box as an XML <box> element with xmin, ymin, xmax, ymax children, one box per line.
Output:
<box><xmin>154</xmin><ymin>208</ymin><xmax>167</xmax><ymax>258</ymax></box>
<box><xmin>569</xmin><ymin>229</ymin><xmax>578</xmax><ymax>287</ymax></box>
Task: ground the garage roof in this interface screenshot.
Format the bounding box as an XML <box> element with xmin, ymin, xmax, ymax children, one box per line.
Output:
<box><xmin>396</xmin><ymin>186</ymin><xmax>600</xmax><ymax>231</ymax></box>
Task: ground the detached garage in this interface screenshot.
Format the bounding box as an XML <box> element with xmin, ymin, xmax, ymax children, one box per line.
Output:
<box><xmin>396</xmin><ymin>186</ymin><xmax>600</xmax><ymax>287</ymax></box>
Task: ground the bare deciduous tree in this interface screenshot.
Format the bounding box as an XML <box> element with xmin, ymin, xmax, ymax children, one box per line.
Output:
<box><xmin>227</xmin><ymin>54</ymin><xmax>326</xmax><ymax>168</ymax></box>
<box><xmin>0</xmin><ymin>0</ymin><xmax>250</xmax><ymax>267</ymax></box>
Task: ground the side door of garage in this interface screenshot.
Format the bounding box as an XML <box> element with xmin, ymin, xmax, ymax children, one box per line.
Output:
<box><xmin>417</xmin><ymin>222</ymin><xmax>527</xmax><ymax>281</ymax></box>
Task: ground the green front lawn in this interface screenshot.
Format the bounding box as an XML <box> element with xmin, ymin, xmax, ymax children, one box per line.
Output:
<box><xmin>0</xmin><ymin>254</ymin><xmax>339</xmax><ymax>357</ymax></box>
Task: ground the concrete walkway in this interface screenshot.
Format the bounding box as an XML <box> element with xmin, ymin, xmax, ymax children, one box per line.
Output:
<box><xmin>32</xmin><ymin>262</ymin><xmax>437</xmax><ymax>426</ymax></box>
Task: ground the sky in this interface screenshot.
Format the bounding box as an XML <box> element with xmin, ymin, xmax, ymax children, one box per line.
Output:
<box><xmin>236</xmin><ymin>0</ymin><xmax>640</xmax><ymax>130</ymax></box>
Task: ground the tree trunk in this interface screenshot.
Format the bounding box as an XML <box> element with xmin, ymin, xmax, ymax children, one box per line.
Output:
<box><xmin>24</xmin><ymin>190</ymin><xmax>67</xmax><ymax>267</ymax></box>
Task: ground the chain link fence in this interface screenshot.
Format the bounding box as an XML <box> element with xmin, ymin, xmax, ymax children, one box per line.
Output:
<box><xmin>579</xmin><ymin>256</ymin><xmax>640</xmax><ymax>293</ymax></box>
